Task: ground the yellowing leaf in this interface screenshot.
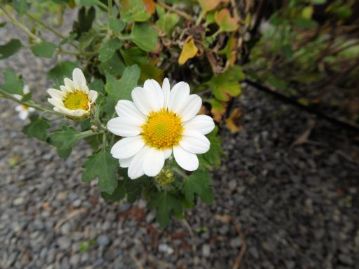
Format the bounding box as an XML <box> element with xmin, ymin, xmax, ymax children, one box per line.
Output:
<box><xmin>178</xmin><ymin>37</ymin><xmax>198</xmax><ymax>65</ymax></box>
<box><xmin>210</xmin><ymin>99</ymin><xmax>226</xmax><ymax>122</ymax></box>
<box><xmin>198</xmin><ymin>0</ymin><xmax>221</xmax><ymax>12</ymax></box>
<box><xmin>143</xmin><ymin>0</ymin><xmax>156</xmax><ymax>15</ymax></box>
<box><xmin>215</xmin><ymin>9</ymin><xmax>238</xmax><ymax>32</ymax></box>
<box><xmin>225</xmin><ymin>108</ymin><xmax>241</xmax><ymax>133</ymax></box>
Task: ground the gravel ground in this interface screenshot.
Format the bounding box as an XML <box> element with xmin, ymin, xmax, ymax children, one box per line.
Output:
<box><xmin>1</xmin><ymin>17</ymin><xmax>359</xmax><ymax>269</ymax></box>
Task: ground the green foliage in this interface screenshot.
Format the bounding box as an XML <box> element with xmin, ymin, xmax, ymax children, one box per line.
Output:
<box><xmin>105</xmin><ymin>65</ymin><xmax>141</xmax><ymax>100</ymax></box>
<box><xmin>0</xmin><ymin>39</ymin><xmax>22</xmax><ymax>59</ymax></box>
<box><xmin>131</xmin><ymin>23</ymin><xmax>158</xmax><ymax>52</ymax></box>
<box><xmin>1</xmin><ymin>68</ymin><xmax>24</xmax><ymax>95</ymax></box>
<box><xmin>23</xmin><ymin>116</ymin><xmax>50</xmax><ymax>141</ymax></box>
<box><xmin>99</xmin><ymin>38</ymin><xmax>122</xmax><ymax>63</ymax></box>
<box><xmin>48</xmin><ymin>61</ymin><xmax>78</xmax><ymax>85</ymax></box>
<box><xmin>82</xmin><ymin>149</ymin><xmax>119</xmax><ymax>194</ymax></box>
<box><xmin>119</xmin><ymin>0</ymin><xmax>151</xmax><ymax>22</ymax></box>
<box><xmin>31</xmin><ymin>41</ymin><xmax>57</xmax><ymax>58</ymax></box>
<box><xmin>49</xmin><ymin>126</ymin><xmax>83</xmax><ymax>158</ymax></box>
<box><xmin>208</xmin><ymin>66</ymin><xmax>245</xmax><ymax>102</ymax></box>
<box><xmin>149</xmin><ymin>191</ymin><xmax>184</xmax><ymax>228</ymax></box>
<box><xmin>156</xmin><ymin>7</ymin><xmax>179</xmax><ymax>36</ymax></box>
<box><xmin>183</xmin><ymin>170</ymin><xmax>214</xmax><ymax>206</ymax></box>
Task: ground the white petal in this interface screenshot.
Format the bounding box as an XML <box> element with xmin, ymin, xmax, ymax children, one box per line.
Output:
<box><xmin>143</xmin><ymin>79</ymin><xmax>164</xmax><ymax>109</ymax></box>
<box><xmin>184</xmin><ymin>115</ymin><xmax>215</xmax><ymax>135</ymax></box>
<box><xmin>162</xmin><ymin>78</ymin><xmax>170</xmax><ymax>109</ymax></box>
<box><xmin>168</xmin><ymin>81</ymin><xmax>190</xmax><ymax>113</ymax></box>
<box><xmin>180</xmin><ymin>131</ymin><xmax>210</xmax><ymax>154</ymax></box>
<box><xmin>143</xmin><ymin>148</ymin><xmax>165</xmax><ymax>177</ymax></box>
<box><xmin>48</xmin><ymin>98</ymin><xmax>63</xmax><ymax>108</ymax></box>
<box><xmin>115</xmin><ymin>100</ymin><xmax>145</xmax><ymax>125</ymax></box>
<box><xmin>47</xmin><ymin>88</ymin><xmax>64</xmax><ymax>99</ymax></box>
<box><xmin>89</xmin><ymin>90</ymin><xmax>98</xmax><ymax>103</ymax></box>
<box><xmin>131</xmin><ymin>87</ymin><xmax>152</xmax><ymax>115</ymax></box>
<box><xmin>23</xmin><ymin>85</ymin><xmax>30</xmax><ymax>94</ymax></box>
<box><xmin>128</xmin><ymin>147</ymin><xmax>148</xmax><ymax>179</ymax></box>
<box><xmin>64</xmin><ymin>78</ymin><xmax>75</xmax><ymax>89</ymax></box>
<box><xmin>72</xmin><ymin>68</ymin><xmax>87</xmax><ymax>89</ymax></box>
<box><xmin>19</xmin><ymin>110</ymin><xmax>29</xmax><ymax>120</ymax></box>
<box><xmin>178</xmin><ymin>94</ymin><xmax>202</xmax><ymax>121</ymax></box>
<box><xmin>173</xmin><ymin>146</ymin><xmax>199</xmax><ymax>171</ymax></box>
<box><xmin>110</xmin><ymin>136</ymin><xmax>144</xmax><ymax>159</ymax></box>
<box><xmin>107</xmin><ymin>117</ymin><xmax>141</xmax><ymax>137</ymax></box>
<box><xmin>119</xmin><ymin>157</ymin><xmax>132</xmax><ymax>168</ymax></box>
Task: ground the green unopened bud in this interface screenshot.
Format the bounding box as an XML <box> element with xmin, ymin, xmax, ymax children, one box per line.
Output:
<box><xmin>155</xmin><ymin>168</ymin><xmax>175</xmax><ymax>187</ymax></box>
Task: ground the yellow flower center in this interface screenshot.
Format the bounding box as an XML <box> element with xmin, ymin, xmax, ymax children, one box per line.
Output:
<box><xmin>141</xmin><ymin>109</ymin><xmax>183</xmax><ymax>150</ymax></box>
<box><xmin>63</xmin><ymin>91</ymin><xmax>89</xmax><ymax>110</ymax></box>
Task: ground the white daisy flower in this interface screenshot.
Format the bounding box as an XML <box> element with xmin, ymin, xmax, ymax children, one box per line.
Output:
<box><xmin>14</xmin><ymin>85</ymin><xmax>35</xmax><ymax>120</ymax></box>
<box><xmin>47</xmin><ymin>68</ymin><xmax>98</xmax><ymax>118</ymax></box>
<box><xmin>107</xmin><ymin>78</ymin><xmax>215</xmax><ymax>179</ymax></box>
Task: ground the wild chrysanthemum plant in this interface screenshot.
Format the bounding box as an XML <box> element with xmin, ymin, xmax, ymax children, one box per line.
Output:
<box><xmin>0</xmin><ymin>0</ymin><xmax>246</xmax><ymax>227</ymax></box>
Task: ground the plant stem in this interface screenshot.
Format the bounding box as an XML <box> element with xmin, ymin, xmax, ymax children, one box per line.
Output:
<box><xmin>173</xmin><ymin>167</ymin><xmax>188</xmax><ymax>179</ymax></box>
<box><xmin>157</xmin><ymin>1</ymin><xmax>194</xmax><ymax>21</ymax></box>
<box><xmin>1</xmin><ymin>7</ymin><xmax>41</xmax><ymax>42</ymax></box>
<box><xmin>195</xmin><ymin>10</ymin><xmax>206</xmax><ymax>26</ymax></box>
<box><xmin>0</xmin><ymin>88</ymin><xmax>57</xmax><ymax>114</ymax></box>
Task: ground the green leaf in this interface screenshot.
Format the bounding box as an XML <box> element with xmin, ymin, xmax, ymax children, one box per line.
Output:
<box><xmin>109</xmin><ymin>18</ymin><xmax>126</xmax><ymax>33</ymax></box>
<box><xmin>82</xmin><ymin>149</ymin><xmax>119</xmax><ymax>194</ymax></box>
<box><xmin>23</xmin><ymin>116</ymin><xmax>50</xmax><ymax>141</ymax></box>
<box><xmin>183</xmin><ymin>170</ymin><xmax>214</xmax><ymax>206</ymax></box>
<box><xmin>89</xmin><ymin>79</ymin><xmax>104</xmax><ymax>93</ymax></box>
<box><xmin>1</xmin><ymin>68</ymin><xmax>24</xmax><ymax>95</ymax></box>
<box><xmin>49</xmin><ymin>126</ymin><xmax>82</xmax><ymax>158</ymax></box>
<box><xmin>101</xmin><ymin>180</ymin><xmax>126</xmax><ymax>201</ymax></box>
<box><xmin>120</xmin><ymin>0</ymin><xmax>151</xmax><ymax>22</ymax></box>
<box><xmin>31</xmin><ymin>42</ymin><xmax>57</xmax><ymax>58</ymax></box>
<box><xmin>99</xmin><ymin>53</ymin><xmax>126</xmax><ymax>77</ymax></box>
<box><xmin>156</xmin><ymin>8</ymin><xmax>179</xmax><ymax>36</ymax></box>
<box><xmin>124</xmin><ymin>177</ymin><xmax>147</xmax><ymax>202</ymax></box>
<box><xmin>131</xmin><ymin>23</ymin><xmax>158</xmax><ymax>52</ymax></box>
<box><xmin>105</xmin><ymin>64</ymin><xmax>141</xmax><ymax>100</ymax></box>
<box><xmin>72</xmin><ymin>6</ymin><xmax>96</xmax><ymax>39</ymax></box>
<box><xmin>99</xmin><ymin>38</ymin><xmax>122</xmax><ymax>63</ymax></box>
<box><xmin>48</xmin><ymin>61</ymin><xmax>78</xmax><ymax>86</ymax></box>
<box><xmin>208</xmin><ymin>65</ymin><xmax>245</xmax><ymax>101</ymax></box>
<box><xmin>150</xmin><ymin>191</ymin><xmax>184</xmax><ymax>227</ymax></box>
<box><xmin>0</xmin><ymin>39</ymin><xmax>22</xmax><ymax>60</ymax></box>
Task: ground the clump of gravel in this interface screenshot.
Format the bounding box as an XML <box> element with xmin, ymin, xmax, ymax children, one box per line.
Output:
<box><xmin>1</xmin><ymin>16</ymin><xmax>358</xmax><ymax>269</ymax></box>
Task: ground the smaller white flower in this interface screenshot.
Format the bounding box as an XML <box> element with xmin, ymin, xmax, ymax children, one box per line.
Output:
<box><xmin>47</xmin><ymin>68</ymin><xmax>98</xmax><ymax>118</ymax></box>
<box><xmin>14</xmin><ymin>85</ymin><xmax>35</xmax><ymax>120</ymax></box>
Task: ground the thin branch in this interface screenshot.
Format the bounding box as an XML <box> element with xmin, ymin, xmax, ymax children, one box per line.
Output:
<box><xmin>157</xmin><ymin>1</ymin><xmax>194</xmax><ymax>21</ymax></box>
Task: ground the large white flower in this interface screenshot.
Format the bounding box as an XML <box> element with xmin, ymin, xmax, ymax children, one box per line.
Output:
<box><xmin>14</xmin><ymin>85</ymin><xmax>35</xmax><ymax>120</ymax></box>
<box><xmin>47</xmin><ymin>68</ymin><xmax>98</xmax><ymax>118</ymax></box>
<box><xmin>107</xmin><ymin>78</ymin><xmax>215</xmax><ymax>179</ymax></box>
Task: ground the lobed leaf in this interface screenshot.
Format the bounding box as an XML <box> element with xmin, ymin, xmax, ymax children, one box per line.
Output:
<box><xmin>183</xmin><ymin>170</ymin><xmax>214</xmax><ymax>206</ymax></box>
<box><xmin>215</xmin><ymin>8</ymin><xmax>238</xmax><ymax>32</ymax></box>
<box><xmin>23</xmin><ymin>116</ymin><xmax>50</xmax><ymax>142</ymax></box>
<box><xmin>49</xmin><ymin>126</ymin><xmax>82</xmax><ymax>158</ymax></box>
<box><xmin>82</xmin><ymin>149</ymin><xmax>119</xmax><ymax>194</ymax></box>
<box><xmin>105</xmin><ymin>64</ymin><xmax>141</xmax><ymax>101</ymax></box>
